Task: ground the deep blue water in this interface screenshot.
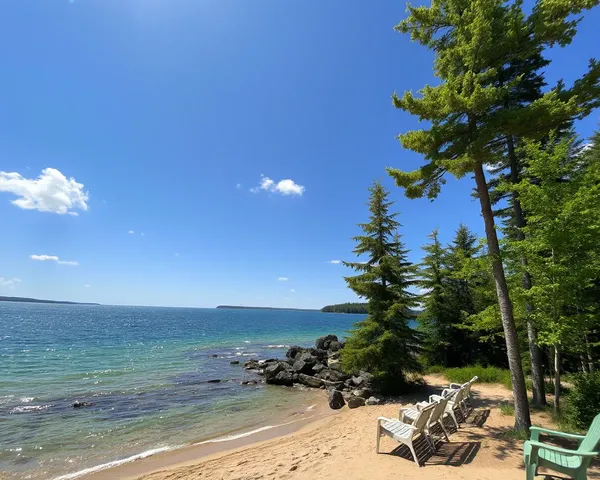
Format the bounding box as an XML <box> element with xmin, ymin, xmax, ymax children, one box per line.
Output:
<box><xmin>0</xmin><ymin>303</ymin><xmax>360</xmax><ymax>479</ymax></box>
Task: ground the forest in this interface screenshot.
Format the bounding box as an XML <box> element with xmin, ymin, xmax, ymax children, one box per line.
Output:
<box><xmin>338</xmin><ymin>0</ymin><xmax>600</xmax><ymax>433</ymax></box>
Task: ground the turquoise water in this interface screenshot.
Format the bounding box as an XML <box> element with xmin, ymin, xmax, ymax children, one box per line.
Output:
<box><xmin>0</xmin><ymin>303</ymin><xmax>359</xmax><ymax>479</ymax></box>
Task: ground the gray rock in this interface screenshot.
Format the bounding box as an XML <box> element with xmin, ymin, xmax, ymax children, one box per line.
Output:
<box><xmin>366</xmin><ymin>396</ymin><xmax>381</xmax><ymax>406</ymax></box>
<box><xmin>328</xmin><ymin>389</ymin><xmax>345</xmax><ymax>410</ymax></box>
<box><xmin>347</xmin><ymin>396</ymin><xmax>366</xmax><ymax>409</ymax></box>
<box><xmin>352</xmin><ymin>388</ymin><xmax>372</xmax><ymax>398</ymax></box>
<box><xmin>264</xmin><ymin>362</ymin><xmax>285</xmax><ymax>381</ymax></box>
<box><xmin>207</xmin><ymin>379</ymin><xmax>221</xmax><ymax>383</ymax></box>
<box><xmin>316</xmin><ymin>334</ymin><xmax>339</xmax><ymax>351</ymax></box>
<box><xmin>241</xmin><ymin>380</ymin><xmax>257</xmax><ymax>386</ymax></box>
<box><xmin>72</xmin><ymin>401</ymin><xmax>94</xmax><ymax>408</ymax></box>
<box><xmin>321</xmin><ymin>379</ymin><xmax>345</xmax><ymax>390</ymax></box>
<box><xmin>285</xmin><ymin>346</ymin><xmax>304</xmax><ymax>360</ymax></box>
<box><xmin>298</xmin><ymin>373</ymin><xmax>323</xmax><ymax>388</ymax></box>
<box><xmin>292</xmin><ymin>359</ymin><xmax>314</xmax><ymax>374</ymax></box>
<box><xmin>244</xmin><ymin>359</ymin><xmax>259</xmax><ymax>369</ymax></box>
<box><xmin>298</xmin><ymin>351</ymin><xmax>318</xmax><ymax>366</ymax></box>
<box><xmin>230</xmin><ymin>360</ymin><xmax>240</xmax><ymax>365</ymax></box>
<box><xmin>271</xmin><ymin>370</ymin><xmax>294</xmax><ymax>386</ymax></box>
<box><xmin>312</xmin><ymin>363</ymin><xmax>326</xmax><ymax>373</ymax></box>
<box><xmin>328</xmin><ymin>341</ymin><xmax>343</xmax><ymax>352</ymax></box>
<box><xmin>351</xmin><ymin>375</ymin><xmax>365</xmax><ymax>387</ymax></box>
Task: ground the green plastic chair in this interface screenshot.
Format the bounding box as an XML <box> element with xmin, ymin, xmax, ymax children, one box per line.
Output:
<box><xmin>523</xmin><ymin>414</ymin><xmax>600</xmax><ymax>480</ymax></box>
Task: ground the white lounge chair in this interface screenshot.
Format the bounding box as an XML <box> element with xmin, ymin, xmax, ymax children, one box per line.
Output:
<box><xmin>376</xmin><ymin>402</ymin><xmax>436</xmax><ymax>466</ymax></box>
<box><xmin>443</xmin><ymin>375</ymin><xmax>478</xmax><ymax>412</ymax></box>
<box><xmin>429</xmin><ymin>387</ymin><xmax>465</xmax><ymax>429</ymax></box>
<box><xmin>401</xmin><ymin>397</ymin><xmax>451</xmax><ymax>450</ymax></box>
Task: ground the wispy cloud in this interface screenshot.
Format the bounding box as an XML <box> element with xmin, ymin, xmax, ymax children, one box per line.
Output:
<box><xmin>250</xmin><ymin>175</ymin><xmax>305</xmax><ymax>196</ymax></box>
<box><xmin>0</xmin><ymin>168</ymin><xmax>88</xmax><ymax>215</ymax></box>
<box><xmin>290</xmin><ymin>289</ymin><xmax>296</xmax><ymax>293</ymax></box>
<box><xmin>84</xmin><ymin>284</ymin><xmax>91</xmax><ymax>288</ymax></box>
<box><xmin>128</xmin><ymin>230</ymin><xmax>135</xmax><ymax>235</ymax></box>
<box><xmin>328</xmin><ymin>260</ymin><xmax>342</xmax><ymax>264</ymax></box>
<box><xmin>236</xmin><ymin>183</ymin><xmax>242</xmax><ymax>189</ymax></box>
<box><xmin>0</xmin><ymin>277</ymin><xmax>21</xmax><ymax>288</ymax></box>
<box><xmin>277</xmin><ymin>277</ymin><xmax>289</xmax><ymax>281</ymax></box>
<box><xmin>30</xmin><ymin>254</ymin><xmax>79</xmax><ymax>266</ymax></box>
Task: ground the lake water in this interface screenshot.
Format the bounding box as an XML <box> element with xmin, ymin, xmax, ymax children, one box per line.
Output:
<box><xmin>0</xmin><ymin>303</ymin><xmax>360</xmax><ymax>479</ymax></box>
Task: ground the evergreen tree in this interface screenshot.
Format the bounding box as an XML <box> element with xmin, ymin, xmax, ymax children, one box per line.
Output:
<box><xmin>388</xmin><ymin>0</ymin><xmax>599</xmax><ymax>431</ymax></box>
<box><xmin>418</xmin><ymin>228</ymin><xmax>453</xmax><ymax>366</ymax></box>
<box><xmin>341</xmin><ymin>181</ymin><xmax>420</xmax><ymax>393</ymax></box>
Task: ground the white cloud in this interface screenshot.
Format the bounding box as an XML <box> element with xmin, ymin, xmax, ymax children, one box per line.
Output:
<box><xmin>0</xmin><ymin>277</ymin><xmax>21</xmax><ymax>288</ymax></box>
<box><xmin>84</xmin><ymin>284</ymin><xmax>91</xmax><ymax>288</ymax></box>
<box><xmin>236</xmin><ymin>183</ymin><xmax>242</xmax><ymax>189</ymax></box>
<box><xmin>277</xmin><ymin>277</ymin><xmax>289</xmax><ymax>281</ymax></box>
<box><xmin>128</xmin><ymin>230</ymin><xmax>135</xmax><ymax>235</ymax></box>
<box><xmin>250</xmin><ymin>175</ymin><xmax>305</xmax><ymax>196</ymax></box>
<box><xmin>290</xmin><ymin>289</ymin><xmax>296</xmax><ymax>293</ymax></box>
<box><xmin>328</xmin><ymin>260</ymin><xmax>342</xmax><ymax>264</ymax></box>
<box><xmin>30</xmin><ymin>254</ymin><xmax>78</xmax><ymax>266</ymax></box>
<box><xmin>0</xmin><ymin>168</ymin><xmax>88</xmax><ymax>215</ymax></box>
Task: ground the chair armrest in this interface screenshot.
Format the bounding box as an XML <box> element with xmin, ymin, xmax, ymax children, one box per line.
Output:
<box><xmin>429</xmin><ymin>394</ymin><xmax>443</xmax><ymax>403</ymax></box>
<box><xmin>526</xmin><ymin>440</ymin><xmax>598</xmax><ymax>457</ymax></box>
<box><xmin>377</xmin><ymin>416</ymin><xmax>394</xmax><ymax>423</ymax></box>
<box><xmin>530</xmin><ymin>426</ymin><xmax>585</xmax><ymax>442</ymax></box>
<box><xmin>449</xmin><ymin>383</ymin><xmax>462</xmax><ymax>389</ymax></box>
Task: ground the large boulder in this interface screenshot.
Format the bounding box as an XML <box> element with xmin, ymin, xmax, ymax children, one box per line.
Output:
<box><xmin>297</xmin><ymin>373</ymin><xmax>322</xmax><ymax>388</ymax></box>
<box><xmin>351</xmin><ymin>375</ymin><xmax>365</xmax><ymax>387</ymax></box>
<box><xmin>270</xmin><ymin>370</ymin><xmax>294</xmax><ymax>386</ymax></box>
<box><xmin>264</xmin><ymin>361</ymin><xmax>291</xmax><ymax>381</ymax></box>
<box><xmin>292</xmin><ymin>359</ymin><xmax>314</xmax><ymax>374</ymax></box>
<box><xmin>328</xmin><ymin>389</ymin><xmax>345</xmax><ymax>410</ymax></box>
<box><xmin>352</xmin><ymin>388</ymin><xmax>373</xmax><ymax>399</ymax></box>
<box><xmin>328</xmin><ymin>341</ymin><xmax>343</xmax><ymax>352</ymax></box>
<box><xmin>285</xmin><ymin>346</ymin><xmax>305</xmax><ymax>360</ymax></box>
<box><xmin>347</xmin><ymin>396</ymin><xmax>366</xmax><ymax>409</ymax></box>
<box><xmin>312</xmin><ymin>363</ymin><xmax>326</xmax><ymax>374</ymax></box>
<box><xmin>321</xmin><ymin>379</ymin><xmax>345</xmax><ymax>390</ymax></box>
<box><xmin>244</xmin><ymin>359</ymin><xmax>260</xmax><ymax>370</ymax></box>
<box><xmin>316</xmin><ymin>334</ymin><xmax>339</xmax><ymax>351</ymax></box>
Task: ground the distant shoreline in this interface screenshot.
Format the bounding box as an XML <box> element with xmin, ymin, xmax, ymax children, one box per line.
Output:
<box><xmin>215</xmin><ymin>305</ymin><xmax>319</xmax><ymax>312</ymax></box>
<box><xmin>0</xmin><ymin>296</ymin><xmax>100</xmax><ymax>306</ymax></box>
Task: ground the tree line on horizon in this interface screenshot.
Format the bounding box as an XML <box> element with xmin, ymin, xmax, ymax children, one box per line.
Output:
<box><xmin>338</xmin><ymin>0</ymin><xmax>600</xmax><ymax>432</ymax></box>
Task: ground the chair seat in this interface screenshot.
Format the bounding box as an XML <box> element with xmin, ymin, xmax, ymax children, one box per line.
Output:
<box><xmin>402</xmin><ymin>408</ymin><xmax>420</xmax><ymax>420</ymax></box>
<box><xmin>381</xmin><ymin>420</ymin><xmax>415</xmax><ymax>441</ymax></box>
<box><xmin>524</xmin><ymin>442</ymin><xmax>583</xmax><ymax>470</ymax></box>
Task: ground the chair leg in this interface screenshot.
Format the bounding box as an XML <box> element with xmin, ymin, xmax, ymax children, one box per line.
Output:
<box><xmin>526</xmin><ymin>463</ymin><xmax>536</xmax><ymax>480</ymax></box>
<box><xmin>448</xmin><ymin>407</ymin><xmax>460</xmax><ymax>429</ymax></box>
<box><xmin>407</xmin><ymin>440</ymin><xmax>420</xmax><ymax>467</ymax></box>
<box><xmin>376</xmin><ymin>424</ymin><xmax>381</xmax><ymax>454</ymax></box>
<box><xmin>439</xmin><ymin>420</ymin><xmax>450</xmax><ymax>442</ymax></box>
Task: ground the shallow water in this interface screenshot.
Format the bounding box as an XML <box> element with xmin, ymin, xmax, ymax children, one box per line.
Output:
<box><xmin>0</xmin><ymin>303</ymin><xmax>359</xmax><ymax>479</ymax></box>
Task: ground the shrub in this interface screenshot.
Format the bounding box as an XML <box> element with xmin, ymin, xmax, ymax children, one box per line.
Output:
<box><xmin>566</xmin><ymin>372</ymin><xmax>600</xmax><ymax>430</ymax></box>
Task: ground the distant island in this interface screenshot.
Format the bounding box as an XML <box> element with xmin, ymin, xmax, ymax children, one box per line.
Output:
<box><xmin>0</xmin><ymin>296</ymin><xmax>99</xmax><ymax>306</ymax></box>
<box><xmin>321</xmin><ymin>302</ymin><xmax>369</xmax><ymax>314</ymax></box>
<box><xmin>216</xmin><ymin>305</ymin><xmax>319</xmax><ymax>312</ymax></box>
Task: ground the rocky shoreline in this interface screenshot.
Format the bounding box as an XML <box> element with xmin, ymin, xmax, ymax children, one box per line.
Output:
<box><xmin>240</xmin><ymin>335</ymin><xmax>380</xmax><ymax>410</ymax></box>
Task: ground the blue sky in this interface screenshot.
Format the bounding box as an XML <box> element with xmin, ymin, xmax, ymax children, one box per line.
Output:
<box><xmin>0</xmin><ymin>1</ymin><xmax>598</xmax><ymax>308</ymax></box>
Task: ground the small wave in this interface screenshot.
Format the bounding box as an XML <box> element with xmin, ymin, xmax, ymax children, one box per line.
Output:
<box><xmin>265</xmin><ymin>344</ymin><xmax>290</xmax><ymax>349</ymax></box>
<box><xmin>244</xmin><ymin>340</ymin><xmax>250</xmax><ymax>343</ymax></box>
<box><xmin>53</xmin><ymin>446</ymin><xmax>174</xmax><ymax>480</ymax></box>
<box><xmin>10</xmin><ymin>405</ymin><xmax>52</xmax><ymax>414</ymax></box>
<box><xmin>20</xmin><ymin>397</ymin><xmax>35</xmax><ymax>403</ymax></box>
<box><xmin>235</xmin><ymin>352</ymin><xmax>257</xmax><ymax>357</ymax></box>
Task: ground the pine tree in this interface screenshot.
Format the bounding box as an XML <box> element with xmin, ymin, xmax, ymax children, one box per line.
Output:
<box><xmin>341</xmin><ymin>181</ymin><xmax>420</xmax><ymax>393</ymax></box>
<box><xmin>388</xmin><ymin>0</ymin><xmax>599</xmax><ymax>432</ymax></box>
<box><xmin>418</xmin><ymin>228</ymin><xmax>453</xmax><ymax>366</ymax></box>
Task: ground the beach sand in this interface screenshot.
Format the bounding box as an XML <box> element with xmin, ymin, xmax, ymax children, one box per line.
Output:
<box><xmin>87</xmin><ymin>375</ymin><xmax>600</xmax><ymax>480</ymax></box>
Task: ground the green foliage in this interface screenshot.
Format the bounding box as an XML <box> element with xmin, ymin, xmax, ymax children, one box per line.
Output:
<box><xmin>566</xmin><ymin>372</ymin><xmax>600</xmax><ymax>430</ymax></box>
<box><xmin>321</xmin><ymin>303</ymin><xmax>368</xmax><ymax>314</ymax></box>
<box><xmin>428</xmin><ymin>365</ymin><xmax>513</xmax><ymax>390</ymax></box>
<box><xmin>341</xmin><ymin>181</ymin><xmax>420</xmax><ymax>393</ymax></box>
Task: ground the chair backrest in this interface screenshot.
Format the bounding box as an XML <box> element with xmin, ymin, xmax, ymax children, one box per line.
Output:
<box><xmin>454</xmin><ymin>385</ymin><xmax>466</xmax><ymax>404</ymax></box>
<box><xmin>413</xmin><ymin>402</ymin><xmax>436</xmax><ymax>432</ymax></box>
<box><xmin>429</xmin><ymin>397</ymin><xmax>448</xmax><ymax>424</ymax></box>
<box><xmin>578</xmin><ymin>413</ymin><xmax>600</xmax><ymax>454</ymax></box>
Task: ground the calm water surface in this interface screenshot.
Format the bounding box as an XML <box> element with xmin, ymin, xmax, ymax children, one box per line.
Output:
<box><xmin>0</xmin><ymin>303</ymin><xmax>360</xmax><ymax>479</ymax></box>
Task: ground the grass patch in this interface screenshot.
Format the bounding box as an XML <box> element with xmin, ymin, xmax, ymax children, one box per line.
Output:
<box><xmin>427</xmin><ymin>365</ymin><xmax>513</xmax><ymax>390</ymax></box>
<box><xmin>500</xmin><ymin>401</ymin><xmax>515</xmax><ymax>416</ymax></box>
<box><xmin>501</xmin><ymin>428</ymin><xmax>530</xmax><ymax>441</ymax></box>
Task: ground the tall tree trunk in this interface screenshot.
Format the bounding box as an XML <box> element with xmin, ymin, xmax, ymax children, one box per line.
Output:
<box><xmin>554</xmin><ymin>345</ymin><xmax>561</xmax><ymax>415</ymax></box>
<box><xmin>507</xmin><ymin>136</ymin><xmax>546</xmax><ymax>406</ymax></box>
<box><xmin>474</xmin><ymin>161</ymin><xmax>531</xmax><ymax>430</ymax></box>
<box><xmin>585</xmin><ymin>334</ymin><xmax>595</xmax><ymax>373</ymax></box>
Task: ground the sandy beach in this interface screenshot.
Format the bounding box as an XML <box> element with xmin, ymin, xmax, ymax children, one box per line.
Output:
<box><xmin>84</xmin><ymin>375</ymin><xmax>599</xmax><ymax>480</ymax></box>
